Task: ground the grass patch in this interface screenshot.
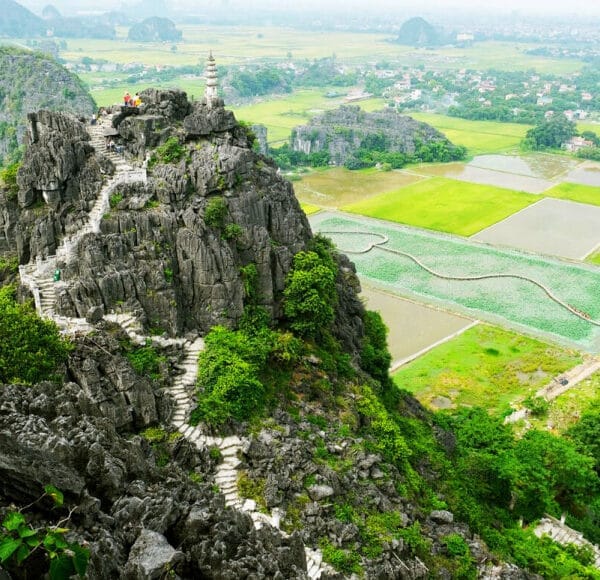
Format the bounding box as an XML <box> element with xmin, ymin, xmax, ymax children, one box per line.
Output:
<box><xmin>526</xmin><ymin>370</ymin><xmax>600</xmax><ymax>433</ymax></box>
<box><xmin>544</xmin><ymin>182</ymin><xmax>600</xmax><ymax>207</ymax></box>
<box><xmin>587</xmin><ymin>251</ymin><xmax>600</xmax><ymax>266</ymax></box>
<box><xmin>392</xmin><ymin>324</ymin><xmax>581</xmax><ymax>416</ymax></box>
<box><xmin>343</xmin><ymin>176</ymin><xmax>536</xmax><ymax>236</ymax></box>
<box><xmin>409</xmin><ymin>113</ymin><xmax>529</xmax><ymax>155</ymax></box>
<box><xmin>300</xmin><ymin>203</ymin><xmax>321</xmax><ymax>215</ymax></box>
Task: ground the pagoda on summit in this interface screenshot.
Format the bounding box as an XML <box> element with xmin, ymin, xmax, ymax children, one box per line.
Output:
<box><xmin>204</xmin><ymin>52</ymin><xmax>219</xmax><ymax>108</ymax></box>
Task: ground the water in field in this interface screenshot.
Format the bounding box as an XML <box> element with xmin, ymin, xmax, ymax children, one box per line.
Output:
<box><xmin>564</xmin><ymin>161</ymin><xmax>600</xmax><ymax>187</ymax></box>
<box><xmin>469</xmin><ymin>153</ymin><xmax>578</xmax><ymax>179</ymax></box>
<box><xmin>417</xmin><ymin>162</ymin><xmax>553</xmax><ymax>193</ymax></box>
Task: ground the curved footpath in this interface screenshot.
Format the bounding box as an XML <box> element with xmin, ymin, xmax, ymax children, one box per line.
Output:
<box><xmin>319</xmin><ymin>230</ymin><xmax>600</xmax><ymax>328</ymax></box>
<box><xmin>18</xmin><ymin>119</ymin><xmax>332</xmax><ymax>579</ymax></box>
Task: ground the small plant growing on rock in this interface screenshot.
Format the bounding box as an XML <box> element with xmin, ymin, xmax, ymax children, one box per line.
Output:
<box><xmin>109</xmin><ymin>192</ymin><xmax>123</xmax><ymax>208</ymax></box>
<box><xmin>0</xmin><ymin>161</ymin><xmax>20</xmax><ymax>201</ymax></box>
<box><xmin>222</xmin><ymin>223</ymin><xmax>242</xmax><ymax>241</ymax></box>
<box><xmin>204</xmin><ymin>197</ymin><xmax>227</xmax><ymax>228</ymax></box>
<box><xmin>0</xmin><ymin>485</ymin><xmax>89</xmax><ymax>579</ymax></box>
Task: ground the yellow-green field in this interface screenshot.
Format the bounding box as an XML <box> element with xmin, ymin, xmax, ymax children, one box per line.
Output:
<box><xmin>587</xmin><ymin>251</ymin><xmax>600</xmax><ymax>266</ymax></box>
<box><xmin>294</xmin><ymin>167</ymin><xmax>423</xmax><ymax>208</ymax></box>
<box><xmin>232</xmin><ymin>91</ymin><xmax>386</xmax><ymax>143</ymax></box>
<box><xmin>300</xmin><ymin>203</ymin><xmax>321</xmax><ymax>215</ymax></box>
<box><xmin>342</xmin><ymin>176</ymin><xmax>537</xmax><ymax>236</ymax></box>
<box><xmin>392</xmin><ymin>324</ymin><xmax>582</xmax><ymax>416</ymax></box>
<box><xmin>544</xmin><ymin>182</ymin><xmax>600</xmax><ymax>207</ymax></box>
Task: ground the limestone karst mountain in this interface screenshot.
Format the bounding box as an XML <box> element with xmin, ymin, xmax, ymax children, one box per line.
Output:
<box><xmin>0</xmin><ymin>47</ymin><xmax>96</xmax><ymax>164</ymax></box>
<box><xmin>0</xmin><ymin>88</ymin><xmax>534</xmax><ymax>579</ymax></box>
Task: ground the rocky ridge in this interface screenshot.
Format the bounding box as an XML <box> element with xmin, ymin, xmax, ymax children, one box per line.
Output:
<box><xmin>1</xmin><ymin>90</ymin><xmax>533</xmax><ymax>579</ymax></box>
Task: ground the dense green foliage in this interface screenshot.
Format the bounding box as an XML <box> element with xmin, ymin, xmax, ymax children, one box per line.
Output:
<box><xmin>359</xmin><ymin>310</ymin><xmax>392</xmax><ymax>388</ymax></box>
<box><xmin>204</xmin><ymin>197</ymin><xmax>228</xmax><ymax>228</ymax></box>
<box><xmin>0</xmin><ymin>160</ymin><xmax>20</xmax><ymax>200</ymax></box>
<box><xmin>229</xmin><ymin>68</ymin><xmax>292</xmax><ymax>98</ymax></box>
<box><xmin>0</xmin><ymin>286</ymin><xmax>71</xmax><ymax>384</ymax></box>
<box><xmin>149</xmin><ymin>137</ymin><xmax>186</xmax><ymax>166</ymax></box>
<box><xmin>191</xmin><ymin>325</ymin><xmax>301</xmax><ymax>426</ymax></box>
<box><xmin>125</xmin><ymin>341</ymin><xmax>167</xmax><ymax>381</ymax></box>
<box><xmin>0</xmin><ymin>485</ymin><xmax>89</xmax><ymax>580</ymax></box>
<box><xmin>283</xmin><ymin>237</ymin><xmax>338</xmax><ymax>339</ymax></box>
<box><xmin>522</xmin><ymin>117</ymin><xmax>577</xmax><ymax>150</ymax></box>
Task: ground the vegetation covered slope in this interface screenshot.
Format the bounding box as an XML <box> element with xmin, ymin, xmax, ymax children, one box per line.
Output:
<box><xmin>0</xmin><ymin>47</ymin><xmax>96</xmax><ymax>164</ymax></box>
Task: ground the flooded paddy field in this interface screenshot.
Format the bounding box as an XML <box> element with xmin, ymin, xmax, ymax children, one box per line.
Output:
<box><xmin>472</xmin><ymin>198</ymin><xmax>600</xmax><ymax>260</ymax></box>
<box><xmin>310</xmin><ymin>211</ymin><xmax>600</xmax><ymax>353</ymax></box>
<box><xmin>564</xmin><ymin>161</ymin><xmax>600</xmax><ymax>187</ymax></box>
<box><xmin>295</xmin><ymin>167</ymin><xmax>422</xmax><ymax>208</ymax></box>
<box><xmin>416</xmin><ymin>162</ymin><xmax>553</xmax><ymax>193</ymax></box>
<box><xmin>359</xmin><ymin>285</ymin><xmax>474</xmax><ymax>368</ymax></box>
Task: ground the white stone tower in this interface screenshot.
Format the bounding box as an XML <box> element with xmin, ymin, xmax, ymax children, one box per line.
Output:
<box><xmin>204</xmin><ymin>51</ymin><xmax>218</xmax><ymax>107</ymax></box>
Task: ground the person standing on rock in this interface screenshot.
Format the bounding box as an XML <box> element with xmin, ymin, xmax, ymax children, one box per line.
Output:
<box><xmin>124</xmin><ymin>92</ymin><xmax>131</xmax><ymax>106</ymax></box>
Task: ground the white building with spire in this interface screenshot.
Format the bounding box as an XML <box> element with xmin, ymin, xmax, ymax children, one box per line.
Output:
<box><xmin>204</xmin><ymin>52</ymin><xmax>219</xmax><ymax>108</ymax></box>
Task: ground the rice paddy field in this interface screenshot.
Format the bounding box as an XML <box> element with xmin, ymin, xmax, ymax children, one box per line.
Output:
<box><xmin>310</xmin><ymin>211</ymin><xmax>600</xmax><ymax>352</ymax></box>
<box><xmin>294</xmin><ymin>167</ymin><xmax>423</xmax><ymax>208</ymax></box>
<box><xmin>545</xmin><ymin>182</ymin><xmax>600</xmax><ymax>207</ymax></box>
<box><xmin>392</xmin><ymin>324</ymin><xmax>582</xmax><ymax>416</ymax></box>
<box><xmin>342</xmin><ymin>177</ymin><xmax>536</xmax><ymax>236</ymax></box>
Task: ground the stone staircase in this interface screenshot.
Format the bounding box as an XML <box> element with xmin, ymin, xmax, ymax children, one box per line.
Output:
<box><xmin>18</xmin><ymin>115</ymin><xmax>334</xmax><ymax>578</ymax></box>
<box><xmin>535</xmin><ymin>516</ymin><xmax>600</xmax><ymax>568</ymax></box>
<box><xmin>19</xmin><ymin>115</ymin><xmax>144</xmax><ymax>331</ymax></box>
<box><xmin>165</xmin><ymin>338</ymin><xmax>334</xmax><ymax>579</ymax></box>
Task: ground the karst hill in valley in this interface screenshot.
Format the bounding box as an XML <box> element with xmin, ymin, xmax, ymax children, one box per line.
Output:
<box><xmin>1</xmin><ymin>71</ymin><xmax>599</xmax><ymax>578</ymax></box>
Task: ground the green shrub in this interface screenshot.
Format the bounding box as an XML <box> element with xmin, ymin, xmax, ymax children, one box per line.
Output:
<box><xmin>0</xmin><ymin>286</ymin><xmax>71</xmax><ymax>384</ymax></box>
<box><xmin>443</xmin><ymin>533</ymin><xmax>469</xmax><ymax>557</ymax></box>
<box><xmin>154</xmin><ymin>137</ymin><xmax>185</xmax><ymax>163</ymax></box>
<box><xmin>223</xmin><ymin>223</ymin><xmax>243</xmax><ymax>241</ymax></box>
<box><xmin>319</xmin><ymin>538</ymin><xmax>362</xmax><ymax>575</ymax></box>
<box><xmin>204</xmin><ymin>197</ymin><xmax>227</xmax><ymax>227</ymax></box>
<box><xmin>283</xmin><ymin>249</ymin><xmax>337</xmax><ymax>338</ymax></box>
<box><xmin>0</xmin><ymin>485</ymin><xmax>89</xmax><ymax>580</ymax></box>
<box><xmin>360</xmin><ymin>310</ymin><xmax>392</xmax><ymax>388</ymax></box>
<box><xmin>109</xmin><ymin>192</ymin><xmax>123</xmax><ymax>208</ymax></box>
<box><xmin>164</xmin><ymin>268</ymin><xmax>174</xmax><ymax>284</ymax></box>
<box><xmin>0</xmin><ymin>161</ymin><xmax>20</xmax><ymax>200</ymax></box>
<box><xmin>524</xmin><ymin>395</ymin><xmax>549</xmax><ymax>417</ymax></box>
<box><xmin>126</xmin><ymin>341</ymin><xmax>166</xmax><ymax>380</ymax></box>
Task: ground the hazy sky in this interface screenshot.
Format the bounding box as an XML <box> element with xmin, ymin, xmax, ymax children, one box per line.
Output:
<box><xmin>17</xmin><ymin>0</ymin><xmax>600</xmax><ymax>18</ymax></box>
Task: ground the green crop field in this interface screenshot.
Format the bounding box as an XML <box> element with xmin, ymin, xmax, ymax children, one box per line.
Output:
<box><xmin>310</xmin><ymin>212</ymin><xmax>600</xmax><ymax>352</ymax></box>
<box><xmin>587</xmin><ymin>251</ymin><xmax>600</xmax><ymax>266</ymax></box>
<box><xmin>61</xmin><ymin>28</ymin><xmax>580</xmax><ymax>72</ymax></box>
<box><xmin>342</xmin><ymin>177</ymin><xmax>536</xmax><ymax>236</ymax></box>
<box><xmin>392</xmin><ymin>324</ymin><xmax>581</xmax><ymax>416</ymax></box>
<box><xmin>409</xmin><ymin>113</ymin><xmax>529</xmax><ymax>155</ymax></box>
<box><xmin>544</xmin><ymin>182</ymin><xmax>600</xmax><ymax>207</ymax></box>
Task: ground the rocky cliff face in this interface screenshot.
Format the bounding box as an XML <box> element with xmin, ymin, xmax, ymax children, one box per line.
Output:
<box><xmin>6</xmin><ymin>89</ymin><xmax>356</xmax><ymax>340</ymax></box>
<box><xmin>0</xmin><ymin>329</ymin><xmax>309</xmax><ymax>579</ymax></box>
